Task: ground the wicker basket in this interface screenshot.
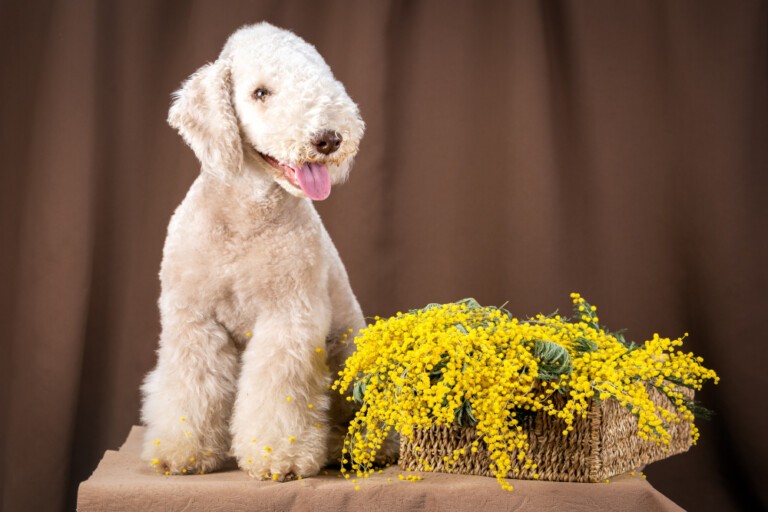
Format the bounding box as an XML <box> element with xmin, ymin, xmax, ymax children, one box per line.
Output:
<box><xmin>399</xmin><ymin>384</ymin><xmax>693</xmax><ymax>483</ymax></box>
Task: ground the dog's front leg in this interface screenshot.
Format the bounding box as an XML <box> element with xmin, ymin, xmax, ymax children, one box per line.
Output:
<box><xmin>231</xmin><ymin>313</ymin><xmax>331</xmax><ymax>481</ymax></box>
<box><xmin>141</xmin><ymin>318</ymin><xmax>239</xmax><ymax>474</ymax></box>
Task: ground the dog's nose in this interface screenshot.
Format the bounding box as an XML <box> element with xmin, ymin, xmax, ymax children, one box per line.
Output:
<box><xmin>313</xmin><ymin>130</ymin><xmax>342</xmax><ymax>155</ymax></box>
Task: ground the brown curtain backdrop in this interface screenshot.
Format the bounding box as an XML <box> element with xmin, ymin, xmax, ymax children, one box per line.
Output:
<box><xmin>1</xmin><ymin>1</ymin><xmax>765</xmax><ymax>511</ymax></box>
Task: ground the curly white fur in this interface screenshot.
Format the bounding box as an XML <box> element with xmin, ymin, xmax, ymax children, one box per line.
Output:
<box><xmin>140</xmin><ymin>22</ymin><xmax>375</xmax><ymax>481</ymax></box>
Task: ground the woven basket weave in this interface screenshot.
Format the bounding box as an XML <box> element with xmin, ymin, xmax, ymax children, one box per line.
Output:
<box><xmin>399</xmin><ymin>384</ymin><xmax>693</xmax><ymax>483</ymax></box>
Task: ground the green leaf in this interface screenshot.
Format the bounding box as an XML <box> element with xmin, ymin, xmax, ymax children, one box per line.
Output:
<box><xmin>456</xmin><ymin>298</ymin><xmax>482</xmax><ymax>309</ymax></box>
<box><xmin>684</xmin><ymin>400</ymin><xmax>716</xmax><ymax>420</ymax></box>
<box><xmin>465</xmin><ymin>402</ymin><xmax>477</xmax><ymax>425</ymax></box>
<box><xmin>665</xmin><ymin>375</ymin><xmax>696</xmax><ymax>390</ymax></box>
<box><xmin>533</xmin><ymin>340</ymin><xmax>573</xmax><ymax>379</ymax></box>
<box><xmin>454</xmin><ymin>399</ymin><xmax>478</xmax><ymax>427</ymax></box>
<box><xmin>573</xmin><ymin>336</ymin><xmax>598</xmax><ymax>353</ymax></box>
<box><xmin>352</xmin><ymin>378</ymin><xmax>367</xmax><ymax>405</ymax></box>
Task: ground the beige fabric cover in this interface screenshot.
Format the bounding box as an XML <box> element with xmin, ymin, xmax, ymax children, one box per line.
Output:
<box><xmin>77</xmin><ymin>426</ymin><xmax>684</xmax><ymax>511</ymax></box>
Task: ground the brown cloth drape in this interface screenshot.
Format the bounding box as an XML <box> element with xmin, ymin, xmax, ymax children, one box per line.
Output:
<box><xmin>1</xmin><ymin>1</ymin><xmax>765</xmax><ymax>511</ymax></box>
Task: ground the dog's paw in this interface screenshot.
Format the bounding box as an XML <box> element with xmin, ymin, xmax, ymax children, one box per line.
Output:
<box><xmin>234</xmin><ymin>433</ymin><xmax>325</xmax><ymax>481</ymax></box>
<box><xmin>237</xmin><ymin>453</ymin><xmax>319</xmax><ymax>481</ymax></box>
<box><xmin>148</xmin><ymin>451</ymin><xmax>224</xmax><ymax>476</ymax></box>
<box><xmin>146</xmin><ymin>446</ymin><xmax>227</xmax><ymax>475</ymax></box>
<box><xmin>143</xmin><ymin>434</ymin><xmax>228</xmax><ymax>476</ymax></box>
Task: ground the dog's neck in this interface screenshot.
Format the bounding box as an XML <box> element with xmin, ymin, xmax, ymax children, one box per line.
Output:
<box><xmin>239</xmin><ymin>161</ymin><xmax>287</xmax><ymax>203</ymax></box>
<box><xmin>198</xmin><ymin>155</ymin><xmax>303</xmax><ymax>224</ymax></box>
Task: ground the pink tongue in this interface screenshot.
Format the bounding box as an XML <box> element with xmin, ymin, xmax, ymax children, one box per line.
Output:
<box><xmin>295</xmin><ymin>163</ymin><xmax>331</xmax><ymax>201</ymax></box>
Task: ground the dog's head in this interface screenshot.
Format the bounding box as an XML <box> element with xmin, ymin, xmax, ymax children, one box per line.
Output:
<box><xmin>168</xmin><ymin>23</ymin><xmax>365</xmax><ymax>201</ymax></box>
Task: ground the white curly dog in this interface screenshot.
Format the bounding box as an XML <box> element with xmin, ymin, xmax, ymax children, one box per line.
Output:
<box><xmin>141</xmin><ymin>23</ymin><xmax>370</xmax><ymax>481</ymax></box>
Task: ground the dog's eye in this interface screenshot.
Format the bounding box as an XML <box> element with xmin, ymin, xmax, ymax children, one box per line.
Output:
<box><xmin>253</xmin><ymin>87</ymin><xmax>271</xmax><ymax>101</ymax></box>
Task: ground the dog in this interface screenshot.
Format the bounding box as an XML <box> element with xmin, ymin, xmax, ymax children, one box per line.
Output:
<box><xmin>141</xmin><ymin>22</ymin><xmax>368</xmax><ymax>481</ymax></box>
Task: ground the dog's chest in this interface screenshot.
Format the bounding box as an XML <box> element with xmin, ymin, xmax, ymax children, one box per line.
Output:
<box><xmin>212</xmin><ymin>207</ymin><xmax>332</xmax><ymax>345</ymax></box>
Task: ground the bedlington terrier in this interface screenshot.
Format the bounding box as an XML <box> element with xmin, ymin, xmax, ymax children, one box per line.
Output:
<box><xmin>141</xmin><ymin>22</ymin><xmax>368</xmax><ymax>481</ymax></box>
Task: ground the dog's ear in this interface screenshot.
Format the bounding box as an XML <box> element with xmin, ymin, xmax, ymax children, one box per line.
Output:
<box><xmin>168</xmin><ymin>59</ymin><xmax>242</xmax><ymax>179</ymax></box>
